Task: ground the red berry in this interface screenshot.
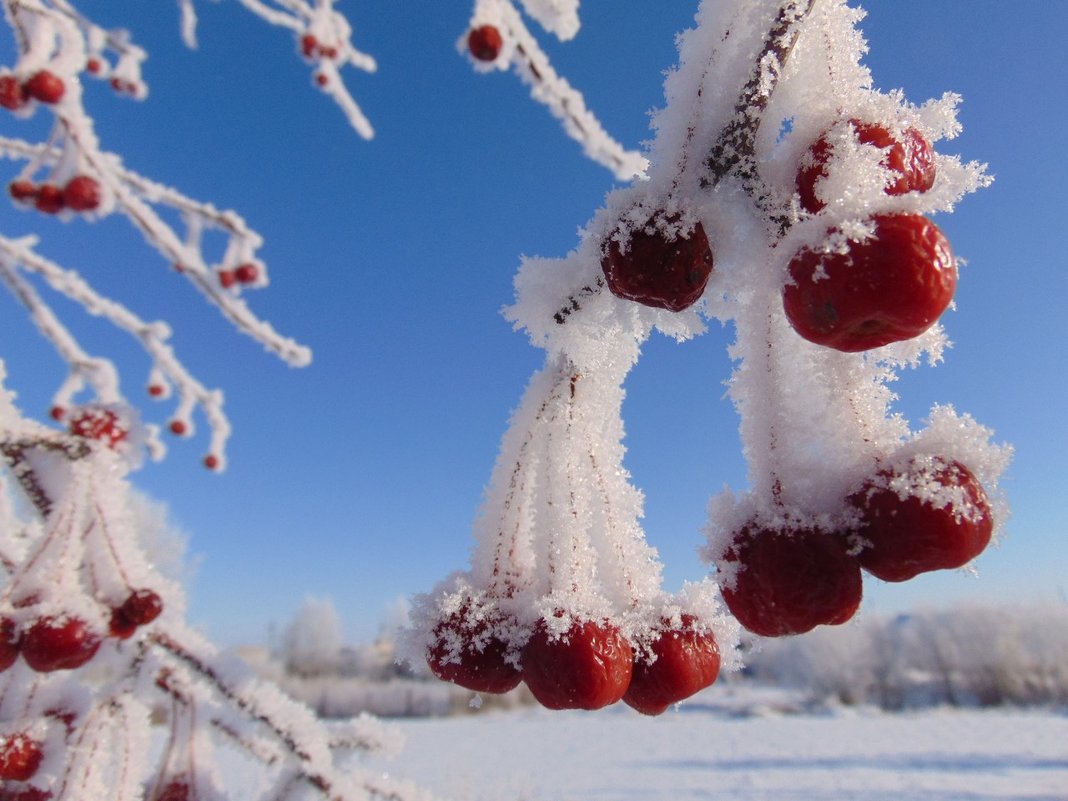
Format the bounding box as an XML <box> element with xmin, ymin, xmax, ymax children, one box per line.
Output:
<box><xmin>0</xmin><ymin>618</ymin><xmax>20</xmax><ymax>672</ymax></box>
<box><xmin>62</xmin><ymin>175</ymin><xmax>101</xmax><ymax>212</ymax></box>
<box><xmin>108</xmin><ymin>610</ymin><xmax>138</xmax><ymax>640</ymax></box>
<box><xmin>203</xmin><ymin>454</ymin><xmax>220</xmax><ymax>471</ymax></box>
<box><xmin>168</xmin><ymin>420</ymin><xmax>187</xmax><ymax>436</ymax></box>
<box><xmin>49</xmin><ymin>405</ymin><xmax>65</xmax><ymax>421</ymax></box>
<box><xmin>119</xmin><ymin>589</ymin><xmax>164</xmax><ymax>627</ymax></box>
<box><xmin>33</xmin><ymin>184</ymin><xmax>64</xmax><ymax>214</ymax></box>
<box><xmin>154</xmin><ymin>781</ymin><xmax>191</xmax><ymax>801</ymax></box>
<box><xmin>719</xmin><ymin>524</ymin><xmax>862</xmax><ymax>637</ymax></box>
<box><xmin>783</xmin><ymin>214</ymin><xmax>956</xmax><ymax>352</ymax></box>
<box><xmin>301</xmin><ymin>34</ymin><xmax>319</xmax><ymax>57</ymax></box>
<box><xmin>427</xmin><ymin>608</ymin><xmax>521</xmax><ymax>694</ymax></box>
<box><xmin>797</xmin><ymin>119</ymin><xmax>936</xmax><ymax>213</ymax></box>
<box><xmin>0</xmin><ymin>785</ymin><xmax>52</xmax><ymax>801</ymax></box>
<box><xmin>315</xmin><ymin>73</ymin><xmax>329</xmax><ymax>87</ymax></box>
<box><xmin>601</xmin><ymin>216</ymin><xmax>715</xmax><ymax>312</ymax></box>
<box><xmin>25</xmin><ymin>70</ymin><xmax>65</xmax><ymax>104</ymax></box>
<box><xmin>148</xmin><ymin>384</ymin><xmax>165</xmax><ymax>397</ymax></box>
<box><xmin>86</xmin><ymin>58</ymin><xmax>102</xmax><ymax>74</ymax></box>
<box><xmin>0</xmin><ymin>75</ymin><xmax>28</xmax><ymax>110</ymax></box>
<box><xmin>521</xmin><ymin>619</ymin><xmax>633</xmax><ymax>710</ymax></box>
<box><xmin>234</xmin><ymin>263</ymin><xmax>259</xmax><ymax>284</ymax></box>
<box><xmin>0</xmin><ymin>733</ymin><xmax>43</xmax><ymax>782</ymax></box>
<box><xmin>468</xmin><ymin>25</ymin><xmax>504</xmax><ymax>61</ymax></box>
<box><xmin>850</xmin><ymin>458</ymin><xmax>993</xmax><ymax>582</ymax></box>
<box><xmin>9</xmin><ymin>180</ymin><xmax>37</xmax><ymax>203</ymax></box>
<box><xmin>21</xmin><ymin>616</ymin><xmax>101</xmax><ymax>672</ymax></box>
<box><xmin>68</xmin><ymin>408</ymin><xmax>127</xmax><ymax>448</ymax></box>
<box><xmin>218</xmin><ymin>270</ymin><xmax>236</xmax><ymax>288</ymax></box>
<box><xmin>623</xmin><ymin>615</ymin><xmax>720</xmax><ymax>716</ymax></box>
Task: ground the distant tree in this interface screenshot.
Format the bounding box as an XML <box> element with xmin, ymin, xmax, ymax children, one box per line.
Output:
<box><xmin>281</xmin><ymin>597</ymin><xmax>343</xmax><ymax>678</ymax></box>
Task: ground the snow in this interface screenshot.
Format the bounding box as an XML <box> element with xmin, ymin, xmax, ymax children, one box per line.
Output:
<box><xmin>365</xmin><ymin>692</ymin><xmax>1068</xmax><ymax>801</ymax></box>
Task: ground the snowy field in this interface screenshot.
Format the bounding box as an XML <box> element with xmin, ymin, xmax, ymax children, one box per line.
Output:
<box><xmin>365</xmin><ymin>687</ymin><xmax>1068</xmax><ymax>801</ymax></box>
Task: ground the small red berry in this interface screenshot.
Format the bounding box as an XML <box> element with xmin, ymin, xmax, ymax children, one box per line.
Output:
<box><xmin>234</xmin><ymin>263</ymin><xmax>259</xmax><ymax>284</ymax></box>
<box><xmin>203</xmin><ymin>454</ymin><xmax>220</xmax><ymax>471</ymax></box>
<box><xmin>601</xmin><ymin>215</ymin><xmax>715</xmax><ymax>312</ymax></box>
<box><xmin>25</xmin><ymin>70</ymin><xmax>65</xmax><ymax>104</ymax></box>
<box><xmin>315</xmin><ymin>73</ymin><xmax>329</xmax><ymax>87</ymax></box>
<box><xmin>33</xmin><ymin>184</ymin><xmax>64</xmax><ymax>214</ymax></box>
<box><xmin>218</xmin><ymin>270</ymin><xmax>236</xmax><ymax>288</ymax></box>
<box><xmin>153</xmin><ymin>781</ymin><xmax>191</xmax><ymax>801</ymax></box>
<box><xmin>783</xmin><ymin>214</ymin><xmax>956</xmax><ymax>352</ymax></box>
<box><xmin>0</xmin><ymin>75</ymin><xmax>28</xmax><ymax>110</ymax></box>
<box><xmin>86</xmin><ymin>58</ymin><xmax>102</xmax><ymax>74</ymax></box>
<box><xmin>0</xmin><ymin>617</ymin><xmax>20</xmax><ymax>672</ymax></box>
<box><xmin>0</xmin><ymin>733</ymin><xmax>44</xmax><ymax>781</ymax></box>
<box><xmin>120</xmin><ymin>589</ymin><xmax>164</xmax><ymax>626</ymax></box>
<box><xmin>168</xmin><ymin>420</ymin><xmax>187</xmax><ymax>436</ymax></box>
<box><xmin>301</xmin><ymin>34</ymin><xmax>319</xmax><ymax>57</ymax></box>
<box><xmin>21</xmin><ymin>616</ymin><xmax>102</xmax><ymax>672</ymax></box>
<box><xmin>798</xmin><ymin>119</ymin><xmax>936</xmax><ymax>213</ymax></box>
<box><xmin>522</xmin><ymin>618</ymin><xmax>633</xmax><ymax>710</ymax></box>
<box><xmin>148</xmin><ymin>384</ymin><xmax>164</xmax><ymax>397</ymax></box>
<box><xmin>468</xmin><ymin>25</ymin><xmax>504</xmax><ymax>62</ymax></box>
<box><xmin>49</xmin><ymin>405</ymin><xmax>65</xmax><ymax>421</ymax></box>
<box><xmin>62</xmin><ymin>175</ymin><xmax>101</xmax><ymax>212</ymax></box>
<box><xmin>427</xmin><ymin>608</ymin><xmax>521</xmax><ymax>694</ymax></box>
<box><xmin>623</xmin><ymin>615</ymin><xmax>721</xmax><ymax>716</ymax></box>
<box><xmin>850</xmin><ymin>458</ymin><xmax>993</xmax><ymax>582</ymax></box>
<box><xmin>718</xmin><ymin>524</ymin><xmax>862</xmax><ymax>637</ymax></box>
<box><xmin>8</xmin><ymin>180</ymin><xmax>37</xmax><ymax>203</ymax></box>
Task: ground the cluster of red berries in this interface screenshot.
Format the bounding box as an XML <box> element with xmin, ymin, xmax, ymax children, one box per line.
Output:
<box><xmin>718</xmin><ymin>457</ymin><xmax>993</xmax><ymax>637</ymax></box>
<box><xmin>467</xmin><ymin>25</ymin><xmax>504</xmax><ymax>62</ymax></box>
<box><xmin>0</xmin><ymin>590</ymin><xmax>162</xmax><ymax>675</ymax></box>
<box><xmin>428</xmin><ymin>609</ymin><xmax>720</xmax><ymax>715</ymax></box>
<box><xmin>300</xmin><ymin>34</ymin><xmax>340</xmax><ymax>61</ymax></box>
<box><xmin>8</xmin><ymin>175</ymin><xmax>102</xmax><ymax>215</ymax></box>
<box><xmin>218</xmin><ymin>262</ymin><xmax>259</xmax><ymax>289</ymax></box>
<box><xmin>0</xmin><ymin>70</ymin><xmax>64</xmax><ymax>110</ymax></box>
<box><xmin>0</xmin><ymin>730</ymin><xmax>50</xmax><ymax>800</ymax></box>
<box><xmin>62</xmin><ymin>406</ymin><xmax>127</xmax><ymax>449</ymax></box>
<box><xmin>784</xmin><ymin>120</ymin><xmax>952</xmax><ymax>352</ymax></box>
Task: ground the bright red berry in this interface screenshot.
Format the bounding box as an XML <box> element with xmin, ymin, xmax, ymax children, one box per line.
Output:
<box><xmin>850</xmin><ymin>458</ymin><xmax>993</xmax><ymax>583</ymax></box>
<box><xmin>0</xmin><ymin>75</ymin><xmax>28</xmax><ymax>110</ymax></box>
<box><xmin>8</xmin><ymin>180</ymin><xmax>37</xmax><ymax>204</ymax></box>
<box><xmin>68</xmin><ymin>407</ymin><xmax>127</xmax><ymax>448</ymax></box>
<box><xmin>0</xmin><ymin>618</ymin><xmax>20</xmax><ymax>672</ymax></box>
<box><xmin>168</xmin><ymin>420</ymin><xmax>187</xmax><ymax>436</ymax></box>
<box><xmin>521</xmin><ymin>619</ymin><xmax>633</xmax><ymax>710</ymax></box>
<box><xmin>601</xmin><ymin>216</ymin><xmax>715</xmax><ymax>312</ymax></box>
<box><xmin>33</xmin><ymin>184</ymin><xmax>64</xmax><ymax>214</ymax></box>
<box><xmin>798</xmin><ymin>119</ymin><xmax>936</xmax><ymax>213</ymax></box>
<box><xmin>62</xmin><ymin>175</ymin><xmax>101</xmax><ymax>212</ymax></box>
<box><xmin>783</xmin><ymin>214</ymin><xmax>956</xmax><ymax>352</ymax></box>
<box><xmin>25</xmin><ymin>70</ymin><xmax>65</xmax><ymax>104</ymax></box>
<box><xmin>623</xmin><ymin>615</ymin><xmax>720</xmax><ymax>716</ymax></box>
<box><xmin>719</xmin><ymin>524</ymin><xmax>862</xmax><ymax>637</ymax></box>
<box><xmin>234</xmin><ymin>263</ymin><xmax>259</xmax><ymax>284</ymax></box>
<box><xmin>0</xmin><ymin>733</ymin><xmax>43</xmax><ymax>782</ymax></box>
<box><xmin>21</xmin><ymin>616</ymin><xmax>102</xmax><ymax>672</ymax></box>
<box><xmin>468</xmin><ymin>25</ymin><xmax>504</xmax><ymax>61</ymax></box>
<box><xmin>426</xmin><ymin>610</ymin><xmax>521</xmax><ymax>694</ymax></box>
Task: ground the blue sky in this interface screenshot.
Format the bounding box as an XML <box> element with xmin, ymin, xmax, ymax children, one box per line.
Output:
<box><xmin>2</xmin><ymin>2</ymin><xmax>1065</xmax><ymax>645</ymax></box>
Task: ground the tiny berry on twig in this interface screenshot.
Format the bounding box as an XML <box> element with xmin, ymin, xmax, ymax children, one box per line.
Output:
<box><xmin>33</xmin><ymin>184</ymin><xmax>64</xmax><ymax>214</ymax></box>
<box><xmin>9</xmin><ymin>180</ymin><xmax>37</xmax><ymax>204</ymax></box>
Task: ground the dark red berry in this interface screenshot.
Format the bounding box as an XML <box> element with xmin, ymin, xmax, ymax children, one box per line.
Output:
<box><xmin>153</xmin><ymin>781</ymin><xmax>191</xmax><ymax>801</ymax></box>
<box><xmin>468</xmin><ymin>25</ymin><xmax>504</xmax><ymax>61</ymax></box>
<box><xmin>62</xmin><ymin>175</ymin><xmax>101</xmax><ymax>212</ymax></box>
<box><xmin>218</xmin><ymin>270</ymin><xmax>236</xmax><ymax>288</ymax></box>
<box><xmin>203</xmin><ymin>454</ymin><xmax>220</xmax><ymax>471</ymax></box>
<box><xmin>21</xmin><ymin>616</ymin><xmax>102</xmax><ymax>672</ymax></box>
<box><xmin>234</xmin><ymin>263</ymin><xmax>258</xmax><ymax>284</ymax></box>
<box><xmin>119</xmin><ymin>589</ymin><xmax>164</xmax><ymax>627</ymax></box>
<box><xmin>301</xmin><ymin>34</ymin><xmax>319</xmax><ymax>57</ymax></box>
<box><xmin>86</xmin><ymin>58</ymin><xmax>102</xmax><ymax>74</ymax></box>
<box><xmin>783</xmin><ymin>214</ymin><xmax>956</xmax><ymax>352</ymax></box>
<box><xmin>623</xmin><ymin>615</ymin><xmax>720</xmax><ymax>716</ymax></box>
<box><xmin>148</xmin><ymin>384</ymin><xmax>164</xmax><ymax>397</ymax></box>
<box><xmin>33</xmin><ymin>184</ymin><xmax>64</xmax><ymax>214</ymax></box>
<box><xmin>8</xmin><ymin>180</ymin><xmax>37</xmax><ymax>203</ymax></box>
<box><xmin>0</xmin><ymin>75</ymin><xmax>28</xmax><ymax>110</ymax></box>
<box><xmin>49</xmin><ymin>405</ymin><xmax>65</xmax><ymax>421</ymax></box>
<box><xmin>850</xmin><ymin>458</ymin><xmax>993</xmax><ymax>582</ymax></box>
<box><xmin>427</xmin><ymin>609</ymin><xmax>521</xmax><ymax>694</ymax></box>
<box><xmin>0</xmin><ymin>733</ymin><xmax>43</xmax><ymax>781</ymax></box>
<box><xmin>719</xmin><ymin>524</ymin><xmax>862</xmax><ymax>637</ymax></box>
<box><xmin>168</xmin><ymin>420</ymin><xmax>187</xmax><ymax>436</ymax></box>
<box><xmin>522</xmin><ymin>619</ymin><xmax>633</xmax><ymax>710</ymax></box>
<box><xmin>798</xmin><ymin>119</ymin><xmax>936</xmax><ymax>213</ymax></box>
<box><xmin>315</xmin><ymin>73</ymin><xmax>329</xmax><ymax>87</ymax></box>
<box><xmin>25</xmin><ymin>70</ymin><xmax>65</xmax><ymax>104</ymax></box>
<box><xmin>601</xmin><ymin>216</ymin><xmax>715</xmax><ymax>312</ymax></box>
<box><xmin>0</xmin><ymin>618</ymin><xmax>20</xmax><ymax>672</ymax></box>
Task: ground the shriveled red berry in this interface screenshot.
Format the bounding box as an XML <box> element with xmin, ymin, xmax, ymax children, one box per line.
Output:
<box><xmin>783</xmin><ymin>214</ymin><xmax>956</xmax><ymax>352</ymax></box>
<box><xmin>33</xmin><ymin>184</ymin><xmax>64</xmax><ymax>214</ymax></box>
<box><xmin>21</xmin><ymin>616</ymin><xmax>101</xmax><ymax>672</ymax></box>
<box><xmin>798</xmin><ymin>119</ymin><xmax>936</xmax><ymax>213</ymax></box>
<box><xmin>624</xmin><ymin>615</ymin><xmax>720</xmax><ymax>715</ymax></box>
<box><xmin>468</xmin><ymin>25</ymin><xmax>504</xmax><ymax>61</ymax></box>
<box><xmin>8</xmin><ymin>180</ymin><xmax>37</xmax><ymax>203</ymax></box>
<box><xmin>0</xmin><ymin>75</ymin><xmax>28</xmax><ymax>110</ymax></box>
<box><xmin>0</xmin><ymin>733</ymin><xmax>43</xmax><ymax>781</ymax></box>
<box><xmin>69</xmin><ymin>407</ymin><xmax>127</xmax><ymax>448</ymax></box>
<box><xmin>25</xmin><ymin>70</ymin><xmax>65</xmax><ymax>104</ymax></box>
<box><xmin>427</xmin><ymin>608</ymin><xmax>521</xmax><ymax>694</ymax></box>
<box><xmin>522</xmin><ymin>619</ymin><xmax>633</xmax><ymax>710</ymax></box>
<box><xmin>62</xmin><ymin>175</ymin><xmax>101</xmax><ymax>212</ymax></box>
<box><xmin>0</xmin><ymin>617</ymin><xmax>20</xmax><ymax>672</ymax></box>
<box><xmin>234</xmin><ymin>263</ymin><xmax>259</xmax><ymax>284</ymax></box>
<box><xmin>719</xmin><ymin>524</ymin><xmax>862</xmax><ymax>637</ymax></box>
<box><xmin>601</xmin><ymin>216</ymin><xmax>715</xmax><ymax>312</ymax></box>
<box><xmin>850</xmin><ymin>458</ymin><xmax>993</xmax><ymax>582</ymax></box>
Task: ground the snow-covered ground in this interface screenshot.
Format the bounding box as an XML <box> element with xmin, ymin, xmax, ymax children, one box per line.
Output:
<box><xmin>365</xmin><ymin>686</ymin><xmax>1068</xmax><ymax>801</ymax></box>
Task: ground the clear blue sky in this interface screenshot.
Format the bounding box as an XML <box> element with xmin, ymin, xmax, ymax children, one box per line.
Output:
<box><xmin>2</xmin><ymin>2</ymin><xmax>1065</xmax><ymax>645</ymax></box>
